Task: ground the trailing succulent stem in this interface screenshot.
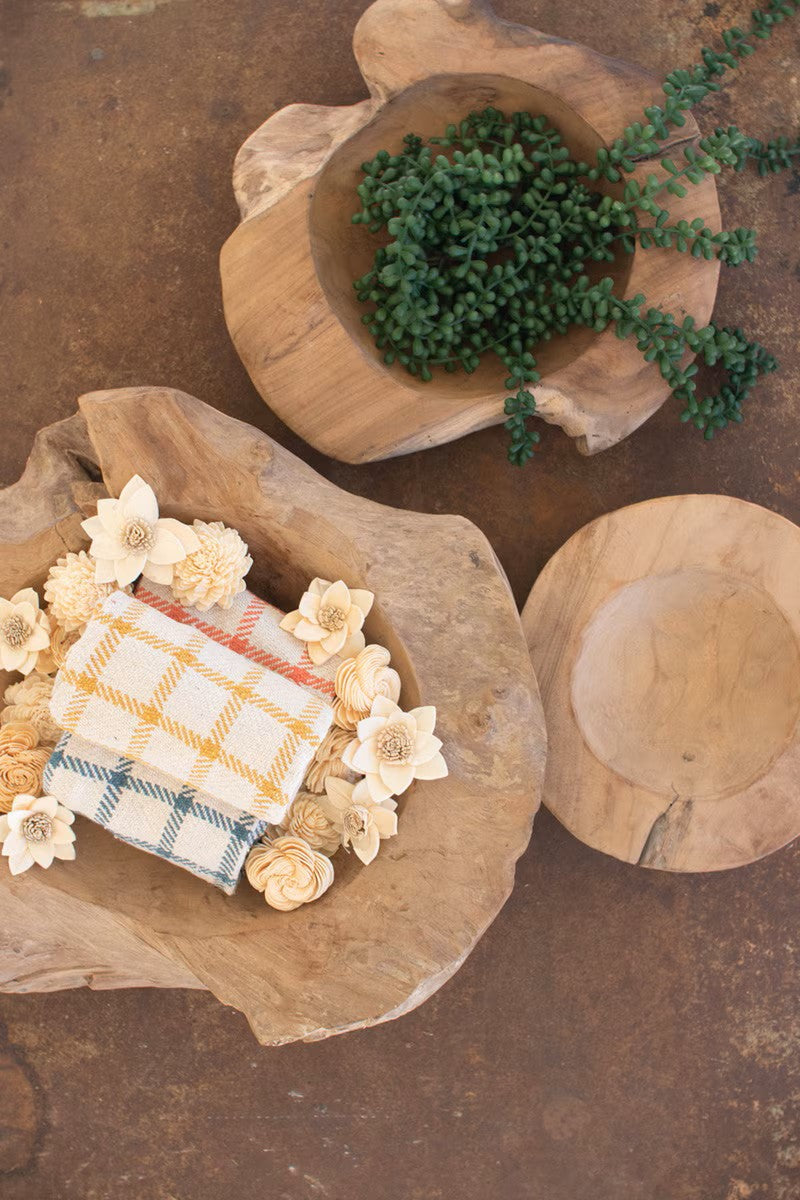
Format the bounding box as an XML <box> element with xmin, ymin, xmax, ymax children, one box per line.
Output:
<box><xmin>352</xmin><ymin>2</ymin><xmax>796</xmax><ymax>464</ymax></box>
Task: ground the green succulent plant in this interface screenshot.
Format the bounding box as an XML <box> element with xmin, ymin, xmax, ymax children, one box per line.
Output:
<box><xmin>352</xmin><ymin>0</ymin><xmax>798</xmax><ymax>464</ymax></box>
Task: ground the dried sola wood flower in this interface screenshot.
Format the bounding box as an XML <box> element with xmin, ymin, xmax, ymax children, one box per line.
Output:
<box><xmin>2</xmin><ymin>673</ymin><xmax>61</xmax><ymax>746</ymax></box>
<box><xmin>303</xmin><ymin>725</ymin><xmax>356</xmax><ymax>794</ymax></box>
<box><xmin>280</xmin><ymin>578</ymin><xmax>373</xmax><ymax>666</ymax></box>
<box><xmin>0</xmin><ymin>723</ymin><xmax>51</xmax><ymax>814</ymax></box>
<box><xmin>333</xmin><ymin>644</ymin><xmax>401</xmax><ymax>731</ymax></box>
<box><xmin>245</xmin><ymin>836</ymin><xmax>334</xmax><ymax>911</ymax></box>
<box><xmin>44</xmin><ymin>550</ymin><xmax>127</xmax><ymax>633</ymax></box>
<box><xmin>341</xmin><ymin>695</ymin><xmax>447</xmax><ymax>803</ymax></box>
<box><xmin>81</xmin><ymin>475</ymin><xmax>199</xmax><ymax>588</ymax></box>
<box><xmin>0</xmin><ymin>589</ymin><xmax>51</xmax><ymax>676</ymax></box>
<box><xmin>170</xmin><ymin>520</ymin><xmax>253</xmax><ymax>612</ymax></box>
<box><xmin>317</xmin><ymin>777</ymin><xmax>397</xmax><ymax>866</ymax></box>
<box><xmin>0</xmin><ymin>792</ymin><xmax>76</xmax><ymax>875</ymax></box>
<box><xmin>278</xmin><ymin>792</ymin><xmax>342</xmax><ymax>856</ymax></box>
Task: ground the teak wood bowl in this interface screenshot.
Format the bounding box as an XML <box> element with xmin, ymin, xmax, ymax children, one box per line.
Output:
<box><xmin>220</xmin><ymin>0</ymin><xmax>720</xmax><ymax>464</ymax></box>
<box><xmin>522</xmin><ymin>495</ymin><xmax>800</xmax><ymax>873</ymax></box>
<box><xmin>0</xmin><ymin>388</ymin><xmax>546</xmax><ymax>1044</ymax></box>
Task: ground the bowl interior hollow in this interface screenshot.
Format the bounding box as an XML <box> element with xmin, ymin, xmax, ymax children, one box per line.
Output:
<box><xmin>309</xmin><ymin>73</ymin><xmax>631</xmax><ymax>400</ymax></box>
<box><xmin>7</xmin><ymin>523</ymin><xmax>420</xmax><ymax>938</ymax></box>
<box><xmin>571</xmin><ymin>567</ymin><xmax>800</xmax><ymax>801</ymax></box>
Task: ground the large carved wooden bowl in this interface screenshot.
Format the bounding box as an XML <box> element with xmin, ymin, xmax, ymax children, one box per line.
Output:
<box><xmin>0</xmin><ymin>388</ymin><xmax>546</xmax><ymax>1044</ymax></box>
<box><xmin>220</xmin><ymin>0</ymin><xmax>720</xmax><ymax>463</ymax></box>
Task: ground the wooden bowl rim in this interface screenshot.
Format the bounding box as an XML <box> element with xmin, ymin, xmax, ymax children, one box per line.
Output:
<box><xmin>307</xmin><ymin>69</ymin><xmax>638</xmax><ymax>402</ymax></box>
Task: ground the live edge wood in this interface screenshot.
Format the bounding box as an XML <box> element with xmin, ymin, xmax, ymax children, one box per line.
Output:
<box><xmin>0</xmin><ymin>388</ymin><xmax>546</xmax><ymax>1044</ymax></box>
<box><xmin>220</xmin><ymin>0</ymin><xmax>720</xmax><ymax>464</ymax></box>
<box><xmin>522</xmin><ymin>495</ymin><xmax>800</xmax><ymax>873</ymax></box>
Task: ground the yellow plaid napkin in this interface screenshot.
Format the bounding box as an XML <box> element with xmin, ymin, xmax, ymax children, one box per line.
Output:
<box><xmin>50</xmin><ymin>592</ymin><xmax>333</xmax><ymax>824</ymax></box>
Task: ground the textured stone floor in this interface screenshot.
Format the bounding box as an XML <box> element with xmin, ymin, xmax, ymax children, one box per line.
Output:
<box><xmin>1</xmin><ymin>1</ymin><xmax>798</xmax><ymax>1197</ymax></box>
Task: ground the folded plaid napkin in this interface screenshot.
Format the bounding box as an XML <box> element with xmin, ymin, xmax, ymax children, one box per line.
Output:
<box><xmin>50</xmin><ymin>591</ymin><xmax>333</xmax><ymax>823</ymax></box>
<box><xmin>44</xmin><ymin>732</ymin><xmax>268</xmax><ymax>894</ymax></box>
<box><xmin>136</xmin><ymin>582</ymin><xmax>337</xmax><ymax>701</ymax></box>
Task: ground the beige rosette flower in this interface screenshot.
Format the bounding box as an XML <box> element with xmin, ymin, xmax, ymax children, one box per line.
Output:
<box><xmin>0</xmin><ymin>722</ymin><xmax>51</xmax><ymax>814</ymax></box>
<box><xmin>2</xmin><ymin>673</ymin><xmax>61</xmax><ymax>746</ymax></box>
<box><xmin>333</xmin><ymin>644</ymin><xmax>401</xmax><ymax>731</ymax></box>
<box><xmin>0</xmin><ymin>792</ymin><xmax>76</xmax><ymax>875</ymax></box>
<box><xmin>43</xmin><ymin>550</ymin><xmax>126</xmax><ymax>633</ymax></box>
<box><xmin>279</xmin><ymin>792</ymin><xmax>342</xmax><ymax>856</ymax></box>
<box><xmin>303</xmin><ymin>725</ymin><xmax>356</xmax><ymax>794</ymax></box>
<box><xmin>342</xmin><ymin>695</ymin><xmax>447</xmax><ymax>803</ymax></box>
<box><xmin>170</xmin><ymin>520</ymin><xmax>253</xmax><ymax>611</ymax></box>
<box><xmin>0</xmin><ymin>589</ymin><xmax>52</xmax><ymax>676</ymax></box>
<box><xmin>81</xmin><ymin>474</ymin><xmax>200</xmax><ymax>588</ymax></box>
<box><xmin>317</xmin><ymin>777</ymin><xmax>397</xmax><ymax>866</ymax></box>
<box><xmin>280</xmin><ymin>578</ymin><xmax>373</xmax><ymax>666</ymax></box>
<box><xmin>36</xmin><ymin>620</ymin><xmax>81</xmax><ymax>676</ymax></box>
<box><xmin>245</xmin><ymin>835</ymin><xmax>334</xmax><ymax>911</ymax></box>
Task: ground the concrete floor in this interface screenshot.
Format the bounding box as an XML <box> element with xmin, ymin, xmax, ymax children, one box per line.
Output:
<box><xmin>1</xmin><ymin>1</ymin><xmax>799</xmax><ymax>1197</ymax></box>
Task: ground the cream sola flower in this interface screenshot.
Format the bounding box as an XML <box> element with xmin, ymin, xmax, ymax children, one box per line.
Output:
<box><xmin>2</xmin><ymin>673</ymin><xmax>61</xmax><ymax>746</ymax></box>
<box><xmin>245</xmin><ymin>835</ymin><xmax>334</xmax><ymax>911</ymax></box>
<box><xmin>0</xmin><ymin>793</ymin><xmax>76</xmax><ymax>876</ymax></box>
<box><xmin>81</xmin><ymin>475</ymin><xmax>200</xmax><ymax>588</ymax></box>
<box><xmin>333</xmin><ymin>644</ymin><xmax>401</xmax><ymax>731</ymax></box>
<box><xmin>36</xmin><ymin>622</ymin><xmax>80</xmax><ymax>677</ymax></box>
<box><xmin>342</xmin><ymin>695</ymin><xmax>448</xmax><ymax>803</ymax></box>
<box><xmin>303</xmin><ymin>725</ymin><xmax>356</xmax><ymax>794</ymax></box>
<box><xmin>278</xmin><ymin>792</ymin><xmax>342</xmax><ymax>856</ymax></box>
<box><xmin>44</xmin><ymin>550</ymin><xmax>128</xmax><ymax>633</ymax></box>
<box><xmin>170</xmin><ymin>520</ymin><xmax>253</xmax><ymax>611</ymax></box>
<box><xmin>0</xmin><ymin>723</ymin><xmax>51</xmax><ymax>814</ymax></box>
<box><xmin>0</xmin><ymin>589</ymin><xmax>52</xmax><ymax>676</ymax></box>
<box><xmin>318</xmin><ymin>776</ymin><xmax>398</xmax><ymax>865</ymax></box>
<box><xmin>280</xmin><ymin>578</ymin><xmax>374</xmax><ymax>666</ymax></box>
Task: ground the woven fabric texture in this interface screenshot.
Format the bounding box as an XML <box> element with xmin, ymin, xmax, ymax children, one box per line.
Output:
<box><xmin>50</xmin><ymin>591</ymin><xmax>333</xmax><ymax>823</ymax></box>
<box><xmin>44</xmin><ymin>732</ymin><xmax>267</xmax><ymax>893</ymax></box>
<box><xmin>136</xmin><ymin>581</ymin><xmax>337</xmax><ymax>700</ymax></box>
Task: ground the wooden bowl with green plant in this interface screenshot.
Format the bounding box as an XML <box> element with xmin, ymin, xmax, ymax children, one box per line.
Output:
<box><xmin>220</xmin><ymin>0</ymin><xmax>796</xmax><ymax>466</ymax></box>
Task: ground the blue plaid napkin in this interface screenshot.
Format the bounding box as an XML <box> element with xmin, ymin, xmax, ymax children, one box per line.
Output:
<box><xmin>44</xmin><ymin>733</ymin><xmax>267</xmax><ymax>894</ymax></box>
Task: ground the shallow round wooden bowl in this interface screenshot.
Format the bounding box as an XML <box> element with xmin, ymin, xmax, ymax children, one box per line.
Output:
<box><xmin>220</xmin><ymin>0</ymin><xmax>720</xmax><ymax>464</ymax></box>
<box><xmin>0</xmin><ymin>388</ymin><xmax>546</xmax><ymax>1044</ymax></box>
<box><xmin>522</xmin><ymin>495</ymin><xmax>800</xmax><ymax>872</ymax></box>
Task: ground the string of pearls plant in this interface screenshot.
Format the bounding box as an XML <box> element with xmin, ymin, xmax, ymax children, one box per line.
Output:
<box><xmin>352</xmin><ymin>0</ymin><xmax>798</xmax><ymax>464</ymax></box>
